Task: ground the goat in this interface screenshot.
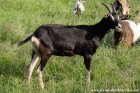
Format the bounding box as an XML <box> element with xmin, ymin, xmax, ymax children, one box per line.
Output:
<box><xmin>73</xmin><ymin>0</ymin><xmax>85</xmax><ymax>17</ymax></box>
<box><xmin>113</xmin><ymin>0</ymin><xmax>130</xmax><ymax>19</ymax></box>
<box><xmin>112</xmin><ymin>20</ymin><xmax>140</xmax><ymax>48</ymax></box>
<box><xmin>18</xmin><ymin>3</ymin><xmax>121</xmax><ymax>89</ymax></box>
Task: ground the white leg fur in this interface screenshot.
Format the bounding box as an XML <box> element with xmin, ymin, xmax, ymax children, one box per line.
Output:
<box><xmin>26</xmin><ymin>36</ymin><xmax>40</xmax><ymax>83</ymax></box>
<box><xmin>27</xmin><ymin>54</ymin><xmax>40</xmax><ymax>84</ymax></box>
<box><xmin>31</xmin><ymin>36</ymin><xmax>45</xmax><ymax>89</ymax></box>
<box><xmin>86</xmin><ymin>70</ymin><xmax>91</xmax><ymax>83</ymax></box>
<box><xmin>85</xmin><ymin>70</ymin><xmax>91</xmax><ymax>89</ymax></box>
<box><xmin>37</xmin><ymin>66</ymin><xmax>44</xmax><ymax>89</ymax></box>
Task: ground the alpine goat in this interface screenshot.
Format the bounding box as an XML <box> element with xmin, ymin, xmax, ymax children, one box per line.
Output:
<box><xmin>112</xmin><ymin>20</ymin><xmax>140</xmax><ymax>48</ymax></box>
<box><xmin>18</xmin><ymin>3</ymin><xmax>121</xmax><ymax>89</ymax></box>
<box><xmin>73</xmin><ymin>0</ymin><xmax>85</xmax><ymax>16</ymax></box>
<box><xmin>113</xmin><ymin>0</ymin><xmax>130</xmax><ymax>19</ymax></box>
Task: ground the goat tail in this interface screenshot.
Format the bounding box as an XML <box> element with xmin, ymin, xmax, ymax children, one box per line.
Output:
<box><xmin>18</xmin><ymin>34</ymin><xmax>33</xmax><ymax>47</ymax></box>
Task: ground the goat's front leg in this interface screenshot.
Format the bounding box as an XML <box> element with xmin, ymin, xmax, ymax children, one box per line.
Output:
<box><xmin>84</xmin><ymin>55</ymin><xmax>92</xmax><ymax>83</ymax></box>
<box><xmin>26</xmin><ymin>51</ymin><xmax>40</xmax><ymax>84</ymax></box>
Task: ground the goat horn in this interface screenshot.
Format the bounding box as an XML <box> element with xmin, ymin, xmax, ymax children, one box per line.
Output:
<box><xmin>111</xmin><ymin>3</ymin><xmax>116</xmax><ymax>13</ymax></box>
<box><xmin>101</xmin><ymin>3</ymin><xmax>112</xmax><ymax>13</ymax></box>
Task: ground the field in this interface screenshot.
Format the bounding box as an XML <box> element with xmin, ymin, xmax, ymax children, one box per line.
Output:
<box><xmin>0</xmin><ymin>0</ymin><xmax>140</xmax><ymax>93</ymax></box>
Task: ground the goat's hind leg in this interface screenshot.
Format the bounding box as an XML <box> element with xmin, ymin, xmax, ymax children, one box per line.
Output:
<box><xmin>37</xmin><ymin>49</ymin><xmax>52</xmax><ymax>89</ymax></box>
<box><xmin>26</xmin><ymin>50</ymin><xmax>40</xmax><ymax>84</ymax></box>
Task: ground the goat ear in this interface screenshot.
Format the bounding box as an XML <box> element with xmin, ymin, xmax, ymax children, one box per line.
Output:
<box><xmin>106</xmin><ymin>13</ymin><xmax>115</xmax><ymax>21</ymax></box>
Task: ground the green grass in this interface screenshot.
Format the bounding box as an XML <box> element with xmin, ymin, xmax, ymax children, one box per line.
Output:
<box><xmin>0</xmin><ymin>0</ymin><xmax>140</xmax><ymax>93</ymax></box>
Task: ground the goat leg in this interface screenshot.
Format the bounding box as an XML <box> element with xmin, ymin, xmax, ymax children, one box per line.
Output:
<box><xmin>26</xmin><ymin>52</ymin><xmax>40</xmax><ymax>84</ymax></box>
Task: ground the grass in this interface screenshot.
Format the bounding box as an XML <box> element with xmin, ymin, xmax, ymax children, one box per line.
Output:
<box><xmin>0</xmin><ymin>0</ymin><xmax>140</xmax><ymax>93</ymax></box>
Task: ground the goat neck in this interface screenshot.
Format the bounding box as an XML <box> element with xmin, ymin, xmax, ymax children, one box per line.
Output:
<box><xmin>91</xmin><ymin>16</ymin><xmax>118</xmax><ymax>41</ymax></box>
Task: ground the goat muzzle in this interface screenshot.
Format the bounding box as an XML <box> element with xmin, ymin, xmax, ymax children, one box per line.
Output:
<box><xmin>115</xmin><ymin>23</ymin><xmax>122</xmax><ymax>32</ymax></box>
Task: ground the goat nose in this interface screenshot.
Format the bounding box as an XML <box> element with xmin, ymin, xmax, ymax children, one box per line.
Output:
<box><xmin>118</xmin><ymin>24</ymin><xmax>122</xmax><ymax>28</ymax></box>
<box><xmin>115</xmin><ymin>24</ymin><xmax>122</xmax><ymax>32</ymax></box>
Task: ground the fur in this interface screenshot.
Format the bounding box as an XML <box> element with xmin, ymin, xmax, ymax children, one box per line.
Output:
<box><xmin>112</xmin><ymin>20</ymin><xmax>140</xmax><ymax>47</ymax></box>
<box><xmin>18</xmin><ymin>4</ymin><xmax>121</xmax><ymax>89</ymax></box>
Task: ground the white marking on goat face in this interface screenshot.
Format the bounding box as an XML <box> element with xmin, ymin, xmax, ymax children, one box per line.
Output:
<box><xmin>115</xmin><ymin>23</ymin><xmax>122</xmax><ymax>32</ymax></box>
<box><xmin>110</xmin><ymin>14</ymin><xmax>119</xmax><ymax>21</ymax></box>
<box><xmin>110</xmin><ymin>15</ymin><xmax>115</xmax><ymax>21</ymax></box>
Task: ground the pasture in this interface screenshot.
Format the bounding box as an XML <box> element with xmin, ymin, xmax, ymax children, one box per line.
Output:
<box><xmin>0</xmin><ymin>0</ymin><xmax>140</xmax><ymax>92</ymax></box>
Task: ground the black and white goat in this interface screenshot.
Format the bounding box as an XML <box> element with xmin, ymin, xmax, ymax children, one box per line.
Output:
<box><xmin>113</xmin><ymin>0</ymin><xmax>130</xmax><ymax>19</ymax></box>
<box><xmin>73</xmin><ymin>0</ymin><xmax>85</xmax><ymax>16</ymax></box>
<box><xmin>112</xmin><ymin>20</ymin><xmax>140</xmax><ymax>47</ymax></box>
<box><xmin>18</xmin><ymin>3</ymin><xmax>121</xmax><ymax>89</ymax></box>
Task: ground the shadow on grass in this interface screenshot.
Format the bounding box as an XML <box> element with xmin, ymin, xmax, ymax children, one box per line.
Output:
<box><xmin>134</xmin><ymin>80</ymin><xmax>140</xmax><ymax>90</ymax></box>
<box><xmin>0</xmin><ymin>60</ymin><xmax>27</xmax><ymax>79</ymax></box>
